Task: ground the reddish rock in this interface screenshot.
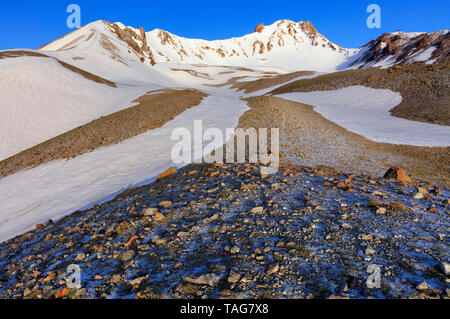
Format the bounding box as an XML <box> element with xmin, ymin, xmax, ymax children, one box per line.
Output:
<box><xmin>55</xmin><ymin>287</ymin><xmax>70</xmax><ymax>299</ymax></box>
<box><xmin>383</xmin><ymin>167</ymin><xmax>411</xmax><ymax>182</ymax></box>
<box><xmin>139</xmin><ymin>27</ymin><xmax>147</xmax><ymax>46</ymax></box>
<box><xmin>299</xmin><ymin>21</ymin><xmax>318</xmax><ymax>36</ymax></box>
<box><xmin>157</xmin><ymin>167</ymin><xmax>177</xmax><ymax>181</ymax></box>
<box><xmin>254</xmin><ymin>23</ymin><xmax>264</xmax><ymax>33</ymax></box>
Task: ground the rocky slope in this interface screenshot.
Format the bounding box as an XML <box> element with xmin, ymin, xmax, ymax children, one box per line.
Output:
<box><xmin>0</xmin><ymin>163</ymin><xmax>448</xmax><ymax>299</ymax></box>
<box><xmin>349</xmin><ymin>30</ymin><xmax>450</xmax><ymax>68</ymax></box>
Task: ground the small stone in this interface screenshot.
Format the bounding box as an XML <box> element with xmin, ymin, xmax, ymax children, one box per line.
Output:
<box><xmin>153</xmin><ymin>212</ymin><xmax>165</xmax><ymax>222</ymax></box>
<box><xmin>55</xmin><ymin>287</ymin><xmax>70</xmax><ymax>299</ymax></box>
<box><xmin>111</xmin><ymin>274</ymin><xmax>122</xmax><ymax>283</ymax></box>
<box><xmin>230</xmin><ymin>246</ymin><xmax>240</xmax><ymax>254</ymax></box>
<box><xmin>121</xmin><ymin>250</ymin><xmax>135</xmax><ymax>262</ymax></box>
<box><xmin>227</xmin><ymin>271</ymin><xmax>241</xmax><ymax>284</ymax></box>
<box><xmin>143</xmin><ymin>207</ymin><xmax>159</xmax><ymax>217</ymax></box>
<box><xmin>251</xmin><ymin>207</ymin><xmax>264</xmax><ymax>214</ymax></box>
<box><xmin>267</xmin><ymin>264</ymin><xmax>279</xmax><ymax>275</ymax></box>
<box><xmin>417</xmin><ymin>187</ymin><xmax>428</xmax><ymax>194</ymax></box>
<box><xmin>23</xmin><ymin>288</ymin><xmax>32</xmax><ymax>297</ymax></box>
<box><xmin>74</xmin><ymin>288</ymin><xmax>87</xmax><ymax>299</ymax></box>
<box><xmin>416</xmin><ymin>281</ymin><xmax>429</xmax><ymax>291</ymax></box>
<box><xmin>177</xmin><ymin>232</ymin><xmax>189</xmax><ymax>239</ymax></box>
<box><xmin>413</xmin><ymin>193</ymin><xmax>424</xmax><ymax>200</ymax></box>
<box><xmin>376</xmin><ymin>207</ymin><xmax>387</xmax><ymax>215</ymax></box>
<box><xmin>440</xmin><ymin>262</ymin><xmax>450</xmax><ymax>276</ymax></box>
<box><xmin>184</xmin><ymin>273</ymin><xmax>220</xmax><ymax>287</ymax></box>
<box><xmin>130</xmin><ymin>277</ymin><xmax>146</xmax><ymax>287</ymax></box>
<box><xmin>342</xmin><ymin>223</ymin><xmax>353</xmax><ymax>230</ymax></box>
<box><xmin>159</xmin><ymin>201</ymin><xmax>172</xmax><ymax>209</ymax></box>
<box><xmin>157</xmin><ymin>167</ymin><xmax>177</xmax><ymax>181</ymax></box>
<box><xmin>75</xmin><ymin>253</ymin><xmax>86</xmax><ymax>262</ymax></box>
<box><xmin>365</xmin><ymin>247</ymin><xmax>375</xmax><ymax>255</ymax></box>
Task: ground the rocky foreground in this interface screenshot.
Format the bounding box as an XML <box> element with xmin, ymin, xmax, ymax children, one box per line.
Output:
<box><xmin>0</xmin><ymin>163</ymin><xmax>448</xmax><ymax>299</ymax></box>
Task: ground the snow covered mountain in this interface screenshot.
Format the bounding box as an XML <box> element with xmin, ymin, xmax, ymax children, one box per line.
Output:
<box><xmin>38</xmin><ymin>19</ymin><xmax>449</xmax><ymax>75</ymax></box>
<box><xmin>39</xmin><ymin>19</ymin><xmax>353</xmax><ymax>73</ymax></box>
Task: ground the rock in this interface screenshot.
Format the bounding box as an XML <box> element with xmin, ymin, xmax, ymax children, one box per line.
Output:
<box><xmin>184</xmin><ymin>273</ymin><xmax>220</xmax><ymax>287</ymax></box>
<box><xmin>230</xmin><ymin>246</ymin><xmax>240</xmax><ymax>254</ymax></box>
<box><xmin>55</xmin><ymin>287</ymin><xmax>70</xmax><ymax>299</ymax></box>
<box><xmin>177</xmin><ymin>232</ymin><xmax>189</xmax><ymax>240</ymax></box>
<box><xmin>227</xmin><ymin>271</ymin><xmax>241</xmax><ymax>284</ymax></box>
<box><xmin>153</xmin><ymin>212</ymin><xmax>165</xmax><ymax>222</ymax></box>
<box><xmin>115</xmin><ymin>221</ymin><xmax>130</xmax><ymax>235</ymax></box>
<box><xmin>417</xmin><ymin>281</ymin><xmax>429</xmax><ymax>291</ymax></box>
<box><xmin>417</xmin><ymin>187</ymin><xmax>428</xmax><ymax>194</ymax></box>
<box><xmin>121</xmin><ymin>250</ymin><xmax>135</xmax><ymax>262</ymax></box>
<box><xmin>74</xmin><ymin>288</ymin><xmax>87</xmax><ymax>299</ymax></box>
<box><xmin>376</xmin><ymin>207</ymin><xmax>387</xmax><ymax>215</ymax></box>
<box><xmin>365</xmin><ymin>247</ymin><xmax>375</xmax><ymax>255</ymax></box>
<box><xmin>383</xmin><ymin>167</ymin><xmax>411</xmax><ymax>182</ymax></box>
<box><xmin>125</xmin><ymin>235</ymin><xmax>139</xmax><ymax>247</ymax></box>
<box><xmin>251</xmin><ymin>207</ymin><xmax>264</xmax><ymax>214</ymax></box>
<box><xmin>267</xmin><ymin>264</ymin><xmax>279</xmax><ymax>275</ymax></box>
<box><xmin>75</xmin><ymin>253</ymin><xmax>86</xmax><ymax>262</ymax></box>
<box><xmin>130</xmin><ymin>276</ymin><xmax>146</xmax><ymax>287</ymax></box>
<box><xmin>159</xmin><ymin>201</ymin><xmax>172</xmax><ymax>209</ymax></box>
<box><xmin>254</xmin><ymin>23</ymin><xmax>264</xmax><ymax>33</ymax></box>
<box><xmin>111</xmin><ymin>274</ymin><xmax>122</xmax><ymax>283</ymax></box>
<box><xmin>440</xmin><ymin>262</ymin><xmax>450</xmax><ymax>276</ymax></box>
<box><xmin>23</xmin><ymin>288</ymin><xmax>32</xmax><ymax>297</ymax></box>
<box><xmin>143</xmin><ymin>207</ymin><xmax>159</xmax><ymax>217</ymax></box>
<box><xmin>342</xmin><ymin>223</ymin><xmax>353</xmax><ymax>230</ymax></box>
<box><xmin>157</xmin><ymin>167</ymin><xmax>177</xmax><ymax>181</ymax></box>
<box><xmin>413</xmin><ymin>192</ymin><xmax>424</xmax><ymax>200</ymax></box>
<box><xmin>300</xmin><ymin>21</ymin><xmax>318</xmax><ymax>36</ymax></box>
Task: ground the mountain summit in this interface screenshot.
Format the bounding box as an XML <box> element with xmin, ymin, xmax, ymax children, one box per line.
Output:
<box><xmin>39</xmin><ymin>19</ymin><xmax>352</xmax><ymax>72</ymax></box>
<box><xmin>39</xmin><ymin>19</ymin><xmax>449</xmax><ymax>72</ymax></box>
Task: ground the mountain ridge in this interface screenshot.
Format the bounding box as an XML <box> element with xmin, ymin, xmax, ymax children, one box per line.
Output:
<box><xmin>37</xmin><ymin>19</ymin><xmax>449</xmax><ymax>72</ymax></box>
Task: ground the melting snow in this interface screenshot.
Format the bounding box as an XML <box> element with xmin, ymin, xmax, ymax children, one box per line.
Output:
<box><xmin>0</xmin><ymin>92</ymin><xmax>249</xmax><ymax>242</ymax></box>
<box><xmin>276</xmin><ymin>86</ymin><xmax>450</xmax><ymax>147</ymax></box>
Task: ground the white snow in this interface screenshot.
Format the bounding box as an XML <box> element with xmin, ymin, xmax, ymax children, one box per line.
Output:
<box><xmin>276</xmin><ymin>86</ymin><xmax>450</xmax><ymax>147</ymax></box>
<box><xmin>412</xmin><ymin>47</ymin><xmax>436</xmax><ymax>63</ymax></box>
<box><xmin>0</xmin><ymin>92</ymin><xmax>249</xmax><ymax>243</ymax></box>
<box><xmin>0</xmin><ymin>56</ymin><xmax>159</xmax><ymax>160</ymax></box>
<box><xmin>146</xmin><ymin>20</ymin><xmax>351</xmax><ymax>72</ymax></box>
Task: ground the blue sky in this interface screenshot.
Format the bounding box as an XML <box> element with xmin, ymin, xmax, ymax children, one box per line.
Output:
<box><xmin>1</xmin><ymin>0</ymin><xmax>449</xmax><ymax>50</ymax></box>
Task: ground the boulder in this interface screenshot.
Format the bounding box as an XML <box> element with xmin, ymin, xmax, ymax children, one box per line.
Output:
<box><xmin>157</xmin><ymin>167</ymin><xmax>177</xmax><ymax>181</ymax></box>
<box><xmin>254</xmin><ymin>23</ymin><xmax>264</xmax><ymax>33</ymax></box>
<box><xmin>383</xmin><ymin>167</ymin><xmax>411</xmax><ymax>182</ymax></box>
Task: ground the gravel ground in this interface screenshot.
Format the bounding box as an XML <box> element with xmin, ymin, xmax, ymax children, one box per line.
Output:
<box><xmin>240</xmin><ymin>96</ymin><xmax>449</xmax><ymax>185</ymax></box>
<box><xmin>0</xmin><ymin>163</ymin><xmax>448</xmax><ymax>299</ymax></box>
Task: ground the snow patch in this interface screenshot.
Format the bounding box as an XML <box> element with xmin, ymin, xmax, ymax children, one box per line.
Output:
<box><xmin>0</xmin><ymin>93</ymin><xmax>249</xmax><ymax>243</ymax></box>
<box><xmin>276</xmin><ymin>86</ymin><xmax>450</xmax><ymax>147</ymax></box>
